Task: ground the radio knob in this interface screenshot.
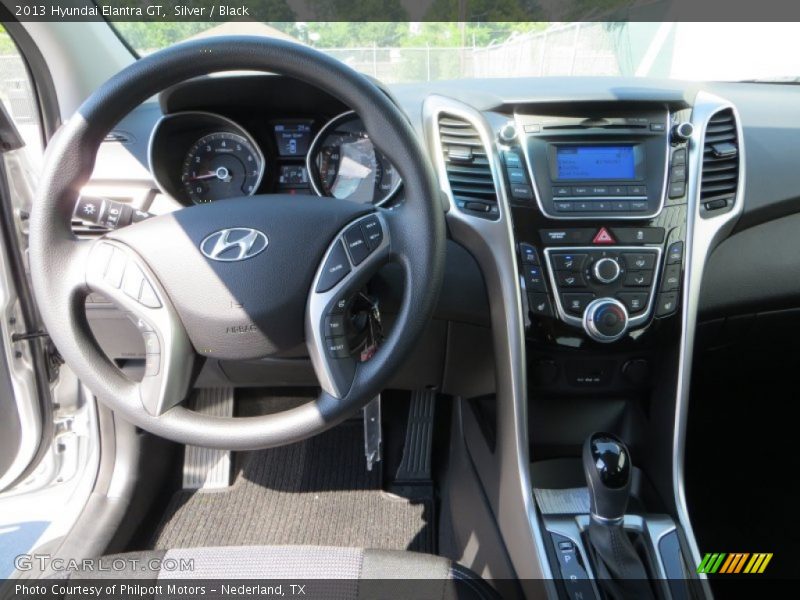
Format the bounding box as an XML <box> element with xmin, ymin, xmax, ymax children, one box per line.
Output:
<box><xmin>498</xmin><ymin>122</ymin><xmax>518</xmax><ymax>143</ymax></box>
<box><xmin>592</xmin><ymin>257</ymin><xmax>621</xmax><ymax>284</ymax></box>
<box><xmin>672</xmin><ymin>122</ymin><xmax>694</xmax><ymax>142</ymax></box>
<box><xmin>583</xmin><ymin>298</ymin><xmax>629</xmax><ymax>343</ymax></box>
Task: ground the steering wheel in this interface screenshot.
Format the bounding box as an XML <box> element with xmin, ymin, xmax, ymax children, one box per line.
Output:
<box><xmin>28</xmin><ymin>37</ymin><xmax>445</xmax><ymax>450</ymax></box>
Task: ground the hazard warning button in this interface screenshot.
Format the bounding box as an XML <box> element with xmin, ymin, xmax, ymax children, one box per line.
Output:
<box><xmin>593</xmin><ymin>227</ymin><xmax>616</xmax><ymax>245</ymax></box>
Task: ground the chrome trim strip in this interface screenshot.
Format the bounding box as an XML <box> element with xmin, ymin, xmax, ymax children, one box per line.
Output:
<box><xmin>147</xmin><ymin>110</ymin><xmax>266</xmax><ymax>204</ymax></box>
<box><xmin>513</xmin><ymin>109</ymin><xmax>671</xmax><ymax>220</ymax></box>
<box><xmin>543</xmin><ymin>246</ymin><xmax>663</xmax><ymax>331</ymax></box>
<box><xmin>306</xmin><ymin>110</ymin><xmax>403</xmax><ymax>207</ymax></box>
<box><xmin>423</xmin><ymin>95</ymin><xmax>556</xmax><ymax>591</ymax></box>
<box><xmin>673</xmin><ymin>92</ymin><xmax>745</xmax><ymax>586</ymax></box>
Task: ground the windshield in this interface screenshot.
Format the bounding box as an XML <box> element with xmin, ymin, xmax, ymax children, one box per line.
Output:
<box><xmin>110</xmin><ymin>22</ymin><xmax>800</xmax><ymax>84</ymax></box>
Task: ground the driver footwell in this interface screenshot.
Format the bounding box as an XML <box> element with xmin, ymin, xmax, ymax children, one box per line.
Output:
<box><xmin>149</xmin><ymin>419</ymin><xmax>434</xmax><ymax>553</ymax></box>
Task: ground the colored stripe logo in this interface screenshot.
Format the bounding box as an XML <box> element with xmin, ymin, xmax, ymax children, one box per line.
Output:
<box><xmin>697</xmin><ymin>553</ymin><xmax>772</xmax><ymax>574</ymax></box>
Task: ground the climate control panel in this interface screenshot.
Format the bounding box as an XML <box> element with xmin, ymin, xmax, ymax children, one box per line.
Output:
<box><xmin>518</xmin><ymin>225</ymin><xmax>683</xmax><ymax>342</ymax></box>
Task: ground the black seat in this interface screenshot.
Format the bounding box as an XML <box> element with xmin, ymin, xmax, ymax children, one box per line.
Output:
<box><xmin>61</xmin><ymin>545</ymin><xmax>499</xmax><ymax>599</ymax></box>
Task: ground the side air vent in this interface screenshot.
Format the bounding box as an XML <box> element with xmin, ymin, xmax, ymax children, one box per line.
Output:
<box><xmin>700</xmin><ymin>108</ymin><xmax>739</xmax><ymax>211</ymax></box>
<box><xmin>437</xmin><ymin>114</ymin><xmax>499</xmax><ymax>219</ymax></box>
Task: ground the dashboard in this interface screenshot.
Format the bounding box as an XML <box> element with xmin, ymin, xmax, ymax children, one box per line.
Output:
<box><xmin>147</xmin><ymin>76</ymin><xmax>403</xmax><ymax>207</ymax></box>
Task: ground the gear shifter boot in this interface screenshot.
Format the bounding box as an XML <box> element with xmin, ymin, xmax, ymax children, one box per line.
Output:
<box><xmin>587</xmin><ymin>522</ymin><xmax>655</xmax><ymax>600</ymax></box>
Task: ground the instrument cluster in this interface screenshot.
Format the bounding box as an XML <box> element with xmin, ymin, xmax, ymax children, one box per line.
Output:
<box><xmin>149</xmin><ymin>110</ymin><xmax>402</xmax><ymax>206</ymax></box>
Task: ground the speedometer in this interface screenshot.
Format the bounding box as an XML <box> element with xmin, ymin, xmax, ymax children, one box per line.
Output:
<box><xmin>307</xmin><ymin>112</ymin><xmax>402</xmax><ymax>206</ymax></box>
<box><xmin>181</xmin><ymin>132</ymin><xmax>264</xmax><ymax>204</ymax></box>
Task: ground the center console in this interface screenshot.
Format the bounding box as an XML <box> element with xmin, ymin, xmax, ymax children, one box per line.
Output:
<box><xmin>425</xmin><ymin>90</ymin><xmax>742</xmax><ymax>599</ymax></box>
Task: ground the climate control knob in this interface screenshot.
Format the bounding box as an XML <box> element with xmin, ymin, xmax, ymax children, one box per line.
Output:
<box><xmin>592</xmin><ymin>257</ymin><xmax>621</xmax><ymax>284</ymax></box>
<box><xmin>583</xmin><ymin>298</ymin><xmax>629</xmax><ymax>343</ymax></box>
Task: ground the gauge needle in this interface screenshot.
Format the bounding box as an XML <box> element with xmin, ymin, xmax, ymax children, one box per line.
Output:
<box><xmin>186</xmin><ymin>167</ymin><xmax>232</xmax><ymax>182</ymax></box>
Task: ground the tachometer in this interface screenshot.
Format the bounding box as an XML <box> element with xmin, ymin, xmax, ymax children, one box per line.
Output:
<box><xmin>181</xmin><ymin>132</ymin><xmax>264</xmax><ymax>204</ymax></box>
<box><xmin>308</xmin><ymin>112</ymin><xmax>402</xmax><ymax>206</ymax></box>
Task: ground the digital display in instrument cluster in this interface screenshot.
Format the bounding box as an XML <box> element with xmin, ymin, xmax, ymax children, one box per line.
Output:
<box><xmin>278</xmin><ymin>165</ymin><xmax>309</xmax><ymax>188</ymax></box>
<box><xmin>273</xmin><ymin>122</ymin><xmax>312</xmax><ymax>156</ymax></box>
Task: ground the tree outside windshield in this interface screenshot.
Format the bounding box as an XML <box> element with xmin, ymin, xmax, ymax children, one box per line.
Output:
<box><xmin>108</xmin><ymin>21</ymin><xmax>800</xmax><ymax>84</ymax></box>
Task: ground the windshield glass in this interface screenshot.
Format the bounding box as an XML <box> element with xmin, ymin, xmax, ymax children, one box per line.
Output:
<box><xmin>110</xmin><ymin>22</ymin><xmax>800</xmax><ymax>83</ymax></box>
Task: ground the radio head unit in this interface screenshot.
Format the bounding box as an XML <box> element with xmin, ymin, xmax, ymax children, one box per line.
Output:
<box><xmin>515</xmin><ymin>110</ymin><xmax>669</xmax><ymax>219</ymax></box>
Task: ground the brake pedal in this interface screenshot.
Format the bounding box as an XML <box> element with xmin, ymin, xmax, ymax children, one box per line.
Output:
<box><xmin>182</xmin><ymin>388</ymin><xmax>234</xmax><ymax>490</ymax></box>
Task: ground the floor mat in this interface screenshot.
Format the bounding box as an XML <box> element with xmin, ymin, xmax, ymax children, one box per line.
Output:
<box><xmin>150</xmin><ymin>421</ymin><xmax>434</xmax><ymax>553</ymax></box>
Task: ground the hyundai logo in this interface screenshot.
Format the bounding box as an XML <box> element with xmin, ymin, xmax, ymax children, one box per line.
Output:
<box><xmin>200</xmin><ymin>228</ymin><xmax>268</xmax><ymax>262</ymax></box>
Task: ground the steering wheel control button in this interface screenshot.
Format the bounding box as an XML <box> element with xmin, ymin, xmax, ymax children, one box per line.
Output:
<box><xmin>144</xmin><ymin>353</ymin><xmax>160</xmax><ymax>377</ymax></box>
<box><xmin>139</xmin><ymin>279</ymin><xmax>162</xmax><ymax>308</ymax></box>
<box><xmin>325</xmin><ymin>314</ymin><xmax>346</xmax><ymax>338</ymax></box>
<box><xmin>623</xmin><ymin>252</ymin><xmax>656</xmax><ymax>271</ymax></box>
<box><xmin>592</xmin><ymin>257</ymin><xmax>621</xmax><ymax>284</ymax></box>
<box><xmin>563</xmin><ymin>293</ymin><xmax>595</xmax><ymax>316</ymax></box>
<box><xmin>121</xmin><ymin>263</ymin><xmax>145</xmax><ymax>300</ymax></box>
<box><xmin>325</xmin><ymin>337</ymin><xmax>350</xmax><ymax>359</ymax></box>
<box><xmin>528</xmin><ymin>293</ymin><xmax>553</xmax><ymax>317</ymax></box>
<box><xmin>126</xmin><ymin>313</ymin><xmax>154</xmax><ymax>332</ymax></box>
<box><xmin>142</xmin><ymin>332</ymin><xmax>160</xmax><ymax>354</ymax></box>
<box><xmin>361</xmin><ymin>216</ymin><xmax>383</xmax><ymax>250</ymax></box>
<box><xmin>583</xmin><ymin>298</ymin><xmax>629</xmax><ymax>343</ymax></box>
<box><xmin>105</xmin><ymin>248</ymin><xmax>127</xmax><ymax>288</ymax></box>
<box><xmin>343</xmin><ymin>224</ymin><xmax>369</xmax><ymax>265</ymax></box>
<box><xmin>316</xmin><ymin>240</ymin><xmax>352</xmax><ymax>293</ymax></box>
<box><xmin>617</xmin><ymin>292</ymin><xmax>648</xmax><ymax>314</ymax></box>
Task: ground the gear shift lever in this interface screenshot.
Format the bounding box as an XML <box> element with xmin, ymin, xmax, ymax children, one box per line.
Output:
<box><xmin>582</xmin><ymin>432</ymin><xmax>632</xmax><ymax>524</ymax></box>
<box><xmin>582</xmin><ymin>433</ymin><xmax>654</xmax><ymax>600</ymax></box>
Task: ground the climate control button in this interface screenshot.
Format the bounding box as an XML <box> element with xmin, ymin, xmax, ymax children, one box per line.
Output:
<box><xmin>583</xmin><ymin>298</ymin><xmax>629</xmax><ymax>343</ymax></box>
<box><xmin>592</xmin><ymin>257</ymin><xmax>621</xmax><ymax>284</ymax></box>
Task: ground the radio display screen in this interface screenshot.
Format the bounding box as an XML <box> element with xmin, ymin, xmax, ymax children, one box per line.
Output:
<box><xmin>555</xmin><ymin>145</ymin><xmax>636</xmax><ymax>180</ymax></box>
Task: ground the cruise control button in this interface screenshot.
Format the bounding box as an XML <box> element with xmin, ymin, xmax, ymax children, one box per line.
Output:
<box><xmin>361</xmin><ymin>216</ymin><xmax>383</xmax><ymax>250</ymax></box>
<box><xmin>528</xmin><ymin>293</ymin><xmax>553</xmax><ymax>317</ymax></box>
<box><xmin>325</xmin><ymin>314</ymin><xmax>347</xmax><ymax>338</ymax></box>
<box><xmin>316</xmin><ymin>241</ymin><xmax>351</xmax><ymax>293</ymax></box>
<box><xmin>121</xmin><ymin>262</ymin><xmax>144</xmax><ymax>301</ymax></box>
<box><xmin>667</xmin><ymin>241</ymin><xmax>684</xmax><ymax>264</ymax></box>
<box><xmin>144</xmin><ymin>353</ymin><xmax>160</xmax><ymax>377</ymax></box>
<box><xmin>617</xmin><ymin>292</ymin><xmax>648</xmax><ymax>313</ymax></box>
<box><xmin>105</xmin><ymin>248</ymin><xmax>127</xmax><ymax>288</ymax></box>
<box><xmin>562</xmin><ymin>293</ymin><xmax>594</xmax><ymax>315</ymax></box>
<box><xmin>139</xmin><ymin>280</ymin><xmax>161</xmax><ymax>308</ymax></box>
<box><xmin>661</xmin><ymin>264</ymin><xmax>682</xmax><ymax>292</ymax></box>
<box><xmin>519</xmin><ymin>243</ymin><xmax>540</xmax><ymax>265</ymax></box>
<box><xmin>655</xmin><ymin>292</ymin><xmax>679</xmax><ymax>316</ymax></box>
<box><xmin>623</xmin><ymin>252</ymin><xmax>656</xmax><ymax>271</ymax></box>
<box><xmin>343</xmin><ymin>224</ymin><xmax>369</xmax><ymax>265</ymax></box>
<box><xmin>325</xmin><ymin>337</ymin><xmax>350</xmax><ymax>359</ymax></box>
<box><xmin>142</xmin><ymin>331</ymin><xmax>160</xmax><ymax>354</ymax></box>
<box><xmin>552</xmin><ymin>253</ymin><xmax>587</xmax><ymax>272</ymax></box>
<box><xmin>625</xmin><ymin>271</ymin><xmax>653</xmax><ymax>287</ymax></box>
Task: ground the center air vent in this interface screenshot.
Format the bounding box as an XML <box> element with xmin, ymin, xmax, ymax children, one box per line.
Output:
<box><xmin>700</xmin><ymin>108</ymin><xmax>739</xmax><ymax>211</ymax></box>
<box><xmin>437</xmin><ymin>114</ymin><xmax>499</xmax><ymax>218</ymax></box>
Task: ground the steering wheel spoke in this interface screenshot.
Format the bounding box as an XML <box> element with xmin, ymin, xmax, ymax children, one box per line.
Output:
<box><xmin>306</xmin><ymin>213</ymin><xmax>390</xmax><ymax>398</ymax></box>
<box><xmin>85</xmin><ymin>240</ymin><xmax>195</xmax><ymax>416</ymax></box>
